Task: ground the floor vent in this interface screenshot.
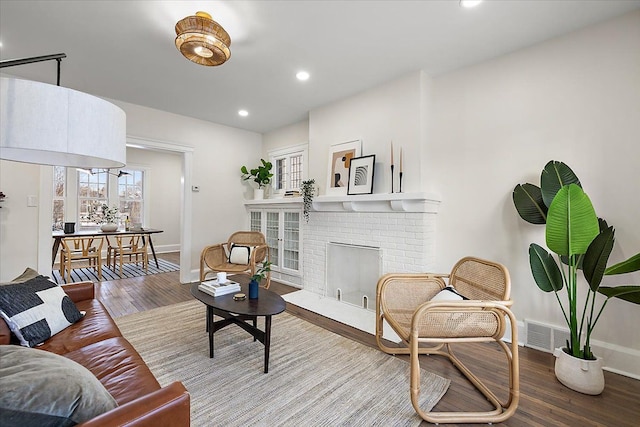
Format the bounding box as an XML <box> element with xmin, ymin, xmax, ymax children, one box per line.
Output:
<box><xmin>525</xmin><ymin>320</ymin><xmax>570</xmax><ymax>353</ymax></box>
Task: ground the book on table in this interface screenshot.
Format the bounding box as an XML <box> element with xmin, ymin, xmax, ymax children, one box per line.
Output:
<box><xmin>198</xmin><ymin>280</ymin><xmax>241</xmax><ymax>297</ymax></box>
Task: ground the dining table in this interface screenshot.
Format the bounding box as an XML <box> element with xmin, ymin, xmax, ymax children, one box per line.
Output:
<box><xmin>52</xmin><ymin>228</ymin><xmax>164</xmax><ymax>268</ymax></box>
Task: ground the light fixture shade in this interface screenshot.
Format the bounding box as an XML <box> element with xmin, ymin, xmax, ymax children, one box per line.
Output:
<box><xmin>0</xmin><ymin>77</ymin><xmax>126</xmax><ymax>168</ymax></box>
<box><xmin>175</xmin><ymin>11</ymin><xmax>231</xmax><ymax>66</ymax></box>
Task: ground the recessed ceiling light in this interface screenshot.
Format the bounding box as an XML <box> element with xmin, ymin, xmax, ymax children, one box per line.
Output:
<box><xmin>238</xmin><ymin>109</ymin><xmax>249</xmax><ymax>117</ymax></box>
<box><xmin>460</xmin><ymin>0</ymin><xmax>483</xmax><ymax>8</ymax></box>
<box><xmin>296</xmin><ymin>71</ymin><xmax>310</xmax><ymax>81</ymax></box>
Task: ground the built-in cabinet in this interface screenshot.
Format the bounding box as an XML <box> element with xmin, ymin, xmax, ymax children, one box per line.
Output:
<box><xmin>245</xmin><ymin>199</ymin><xmax>303</xmax><ymax>287</ymax></box>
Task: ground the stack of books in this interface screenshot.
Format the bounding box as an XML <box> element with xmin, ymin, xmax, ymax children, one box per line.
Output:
<box><xmin>284</xmin><ymin>190</ymin><xmax>301</xmax><ymax>198</ymax></box>
<box><xmin>198</xmin><ymin>279</ymin><xmax>241</xmax><ymax>297</ymax></box>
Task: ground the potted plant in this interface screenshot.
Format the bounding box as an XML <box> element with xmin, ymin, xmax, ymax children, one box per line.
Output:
<box><xmin>513</xmin><ymin>160</ymin><xmax>640</xmax><ymax>394</ymax></box>
<box><xmin>248</xmin><ymin>261</ymin><xmax>271</xmax><ymax>299</ymax></box>
<box><xmin>301</xmin><ymin>179</ymin><xmax>316</xmax><ymax>223</ymax></box>
<box><xmin>241</xmin><ymin>159</ymin><xmax>273</xmax><ymax>200</ymax></box>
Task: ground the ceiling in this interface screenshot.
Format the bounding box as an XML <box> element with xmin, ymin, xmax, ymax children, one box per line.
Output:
<box><xmin>1</xmin><ymin>1</ymin><xmax>639</xmax><ymax>134</ymax></box>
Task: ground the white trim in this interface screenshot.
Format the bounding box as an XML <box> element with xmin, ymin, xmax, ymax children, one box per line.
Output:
<box><xmin>127</xmin><ymin>135</ymin><xmax>194</xmax><ymax>284</ymax></box>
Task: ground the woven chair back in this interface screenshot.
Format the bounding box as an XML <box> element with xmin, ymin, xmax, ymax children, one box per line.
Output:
<box><xmin>449</xmin><ymin>257</ymin><xmax>510</xmax><ymax>301</ymax></box>
<box><xmin>227</xmin><ymin>231</ymin><xmax>268</xmax><ymax>263</ymax></box>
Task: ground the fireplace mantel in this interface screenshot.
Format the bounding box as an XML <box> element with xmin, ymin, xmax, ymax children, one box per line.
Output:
<box><xmin>244</xmin><ymin>192</ymin><xmax>441</xmax><ymax>213</ymax></box>
<box><xmin>312</xmin><ymin>192</ymin><xmax>440</xmax><ymax>213</ymax></box>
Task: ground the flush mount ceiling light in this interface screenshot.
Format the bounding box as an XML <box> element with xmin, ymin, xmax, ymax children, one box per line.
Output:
<box><xmin>175</xmin><ymin>11</ymin><xmax>231</xmax><ymax>66</ymax></box>
<box><xmin>296</xmin><ymin>71</ymin><xmax>310</xmax><ymax>81</ymax></box>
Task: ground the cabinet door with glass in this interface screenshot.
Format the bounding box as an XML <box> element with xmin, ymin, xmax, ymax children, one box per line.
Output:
<box><xmin>249</xmin><ymin>209</ymin><xmax>301</xmax><ymax>277</ymax></box>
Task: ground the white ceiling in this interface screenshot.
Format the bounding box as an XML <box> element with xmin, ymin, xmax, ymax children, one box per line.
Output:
<box><xmin>1</xmin><ymin>1</ymin><xmax>639</xmax><ymax>134</ymax></box>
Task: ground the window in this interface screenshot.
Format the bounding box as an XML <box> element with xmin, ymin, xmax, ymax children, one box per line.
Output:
<box><xmin>52</xmin><ymin>166</ymin><xmax>66</xmax><ymax>230</ymax></box>
<box><xmin>269</xmin><ymin>143</ymin><xmax>308</xmax><ymax>194</ymax></box>
<box><xmin>118</xmin><ymin>169</ymin><xmax>144</xmax><ymax>225</ymax></box>
<box><xmin>78</xmin><ymin>169</ymin><xmax>108</xmax><ymax>227</ymax></box>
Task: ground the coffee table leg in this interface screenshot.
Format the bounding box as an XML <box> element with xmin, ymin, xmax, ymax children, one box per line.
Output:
<box><xmin>207</xmin><ymin>306</ymin><xmax>214</xmax><ymax>358</ymax></box>
<box><xmin>264</xmin><ymin>315</ymin><xmax>272</xmax><ymax>373</ymax></box>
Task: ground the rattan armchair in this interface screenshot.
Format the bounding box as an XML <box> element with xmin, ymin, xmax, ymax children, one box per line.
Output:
<box><xmin>376</xmin><ymin>256</ymin><xmax>519</xmax><ymax>424</ymax></box>
<box><xmin>199</xmin><ymin>231</ymin><xmax>271</xmax><ymax>288</ymax></box>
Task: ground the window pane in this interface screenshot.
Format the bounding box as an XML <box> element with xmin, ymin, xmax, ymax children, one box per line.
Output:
<box><xmin>266</xmin><ymin>212</ymin><xmax>279</xmax><ymax>267</ymax></box>
<box><xmin>52</xmin><ymin>166</ymin><xmax>66</xmax><ymax>230</ymax></box>
<box><xmin>78</xmin><ymin>170</ymin><xmax>108</xmax><ymax>227</ymax></box>
<box><xmin>290</xmin><ymin>154</ymin><xmax>302</xmax><ymax>189</ymax></box>
<box><xmin>119</xmin><ymin>169</ymin><xmax>144</xmax><ymax>226</ymax></box>
<box><xmin>276</xmin><ymin>158</ymin><xmax>286</xmax><ymax>191</ymax></box>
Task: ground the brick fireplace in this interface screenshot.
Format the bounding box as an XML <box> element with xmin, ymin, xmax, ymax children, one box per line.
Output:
<box><xmin>302</xmin><ymin>192</ymin><xmax>441</xmax><ymax>305</ymax></box>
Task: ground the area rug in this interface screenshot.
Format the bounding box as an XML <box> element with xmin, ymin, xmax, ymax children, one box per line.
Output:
<box><xmin>50</xmin><ymin>258</ymin><xmax>180</xmax><ymax>284</ymax></box>
<box><xmin>115</xmin><ymin>301</ymin><xmax>450</xmax><ymax>427</ymax></box>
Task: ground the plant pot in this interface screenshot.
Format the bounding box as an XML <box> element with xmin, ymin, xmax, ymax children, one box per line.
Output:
<box><xmin>253</xmin><ymin>188</ymin><xmax>264</xmax><ymax>200</ymax></box>
<box><xmin>249</xmin><ymin>279</ymin><xmax>259</xmax><ymax>299</ymax></box>
<box><xmin>554</xmin><ymin>348</ymin><xmax>604</xmax><ymax>395</ymax></box>
<box><xmin>100</xmin><ymin>223</ymin><xmax>118</xmax><ymax>232</ymax></box>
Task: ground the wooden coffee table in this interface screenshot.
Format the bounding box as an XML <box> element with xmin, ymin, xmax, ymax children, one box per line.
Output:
<box><xmin>190</xmin><ymin>282</ymin><xmax>286</xmax><ymax>373</ymax></box>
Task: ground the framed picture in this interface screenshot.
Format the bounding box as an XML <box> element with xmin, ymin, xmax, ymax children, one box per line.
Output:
<box><xmin>347</xmin><ymin>155</ymin><xmax>375</xmax><ymax>195</ymax></box>
<box><xmin>326</xmin><ymin>139</ymin><xmax>362</xmax><ymax>195</ymax></box>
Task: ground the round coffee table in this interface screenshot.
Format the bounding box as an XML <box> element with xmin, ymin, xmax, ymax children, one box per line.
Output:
<box><xmin>190</xmin><ymin>282</ymin><xmax>286</xmax><ymax>373</ymax></box>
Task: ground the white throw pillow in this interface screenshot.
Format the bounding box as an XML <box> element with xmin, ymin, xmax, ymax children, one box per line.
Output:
<box><xmin>430</xmin><ymin>286</ymin><xmax>467</xmax><ymax>302</ymax></box>
<box><xmin>228</xmin><ymin>244</ymin><xmax>254</xmax><ymax>265</ymax></box>
<box><xmin>0</xmin><ymin>276</ymin><xmax>84</xmax><ymax>347</ymax></box>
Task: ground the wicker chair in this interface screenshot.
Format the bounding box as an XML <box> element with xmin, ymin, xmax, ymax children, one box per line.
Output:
<box><xmin>375</xmin><ymin>256</ymin><xmax>519</xmax><ymax>424</ymax></box>
<box><xmin>199</xmin><ymin>231</ymin><xmax>271</xmax><ymax>288</ymax></box>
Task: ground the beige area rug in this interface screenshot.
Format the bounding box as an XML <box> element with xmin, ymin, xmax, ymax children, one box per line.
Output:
<box><xmin>115</xmin><ymin>301</ymin><xmax>450</xmax><ymax>427</ymax></box>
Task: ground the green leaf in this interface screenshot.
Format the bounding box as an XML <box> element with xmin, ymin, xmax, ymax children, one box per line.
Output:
<box><xmin>240</xmin><ymin>166</ymin><xmax>248</xmax><ymax>174</ymax></box>
<box><xmin>583</xmin><ymin>226</ymin><xmax>615</xmax><ymax>292</ymax></box>
<box><xmin>605</xmin><ymin>252</ymin><xmax>640</xmax><ymax>275</ymax></box>
<box><xmin>546</xmin><ymin>184</ymin><xmax>599</xmax><ymax>256</ymax></box>
<box><xmin>529</xmin><ymin>243</ymin><xmax>563</xmax><ymax>292</ymax></box>
<box><xmin>513</xmin><ymin>183</ymin><xmax>547</xmax><ymax>224</ymax></box>
<box><xmin>540</xmin><ymin>160</ymin><xmax>581</xmax><ymax>207</ymax></box>
<box><xmin>598</xmin><ymin>286</ymin><xmax>640</xmax><ymax>304</ymax></box>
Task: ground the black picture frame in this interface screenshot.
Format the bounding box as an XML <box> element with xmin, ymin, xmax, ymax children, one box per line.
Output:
<box><xmin>347</xmin><ymin>155</ymin><xmax>375</xmax><ymax>195</ymax></box>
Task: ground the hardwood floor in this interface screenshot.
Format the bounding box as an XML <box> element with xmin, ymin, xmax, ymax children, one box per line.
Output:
<box><xmin>95</xmin><ymin>252</ymin><xmax>639</xmax><ymax>427</ymax></box>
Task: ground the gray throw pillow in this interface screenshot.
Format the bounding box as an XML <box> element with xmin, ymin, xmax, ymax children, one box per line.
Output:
<box><xmin>0</xmin><ymin>345</ymin><xmax>117</xmax><ymax>426</ymax></box>
<box><xmin>0</xmin><ymin>276</ymin><xmax>84</xmax><ymax>347</ymax></box>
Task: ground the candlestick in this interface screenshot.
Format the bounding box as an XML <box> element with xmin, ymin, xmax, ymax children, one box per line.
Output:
<box><xmin>399</xmin><ymin>147</ymin><xmax>403</xmax><ymax>173</ymax></box>
<box><xmin>391</xmin><ymin>164</ymin><xmax>395</xmax><ymax>193</ymax></box>
<box><xmin>390</xmin><ymin>141</ymin><xmax>394</xmax><ymax>166</ymax></box>
<box><xmin>399</xmin><ymin>172</ymin><xmax>403</xmax><ymax>193</ymax></box>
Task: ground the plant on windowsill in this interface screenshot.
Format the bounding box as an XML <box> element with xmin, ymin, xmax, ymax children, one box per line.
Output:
<box><xmin>512</xmin><ymin>160</ymin><xmax>640</xmax><ymax>394</ymax></box>
<box><xmin>249</xmin><ymin>261</ymin><xmax>271</xmax><ymax>299</ymax></box>
<box><xmin>301</xmin><ymin>179</ymin><xmax>316</xmax><ymax>223</ymax></box>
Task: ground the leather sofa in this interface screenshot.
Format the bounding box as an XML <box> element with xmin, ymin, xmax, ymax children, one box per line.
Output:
<box><xmin>0</xmin><ymin>281</ymin><xmax>190</xmax><ymax>426</ymax></box>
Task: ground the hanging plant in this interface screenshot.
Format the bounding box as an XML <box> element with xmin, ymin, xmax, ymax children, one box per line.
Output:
<box><xmin>301</xmin><ymin>179</ymin><xmax>316</xmax><ymax>223</ymax></box>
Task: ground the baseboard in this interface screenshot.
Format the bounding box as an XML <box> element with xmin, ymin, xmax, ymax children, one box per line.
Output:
<box><xmin>155</xmin><ymin>244</ymin><xmax>180</xmax><ymax>253</ymax></box>
<box><xmin>522</xmin><ymin>318</ymin><xmax>640</xmax><ymax>380</ymax></box>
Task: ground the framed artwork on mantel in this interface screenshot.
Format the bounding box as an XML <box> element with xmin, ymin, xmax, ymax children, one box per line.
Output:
<box><xmin>326</xmin><ymin>139</ymin><xmax>362</xmax><ymax>196</ymax></box>
<box><xmin>347</xmin><ymin>155</ymin><xmax>375</xmax><ymax>195</ymax></box>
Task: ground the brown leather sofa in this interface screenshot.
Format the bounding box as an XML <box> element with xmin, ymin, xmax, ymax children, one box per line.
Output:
<box><xmin>0</xmin><ymin>281</ymin><xmax>190</xmax><ymax>426</ymax></box>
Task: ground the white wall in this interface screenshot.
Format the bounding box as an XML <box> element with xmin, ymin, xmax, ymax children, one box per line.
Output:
<box><xmin>427</xmin><ymin>11</ymin><xmax>640</xmax><ymax>370</ymax></box>
<box><xmin>309</xmin><ymin>71</ymin><xmax>427</xmax><ymax>195</ymax></box>
<box><xmin>125</xmin><ymin>147</ymin><xmax>181</xmax><ymax>250</ymax></box>
<box><xmin>262</xmin><ymin>120</ymin><xmax>309</xmax><ymax>156</ymax></box>
<box><xmin>0</xmin><ymin>161</ymin><xmax>43</xmax><ymax>280</ymax></box>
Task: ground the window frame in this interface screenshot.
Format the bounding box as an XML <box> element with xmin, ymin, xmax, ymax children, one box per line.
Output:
<box><xmin>268</xmin><ymin>143</ymin><xmax>308</xmax><ymax>196</ymax></box>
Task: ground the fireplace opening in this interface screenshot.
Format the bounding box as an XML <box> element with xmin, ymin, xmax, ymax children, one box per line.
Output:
<box><xmin>326</xmin><ymin>242</ymin><xmax>381</xmax><ymax>311</ymax></box>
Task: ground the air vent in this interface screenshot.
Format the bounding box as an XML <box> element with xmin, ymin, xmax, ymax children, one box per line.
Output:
<box><xmin>525</xmin><ymin>320</ymin><xmax>552</xmax><ymax>352</ymax></box>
